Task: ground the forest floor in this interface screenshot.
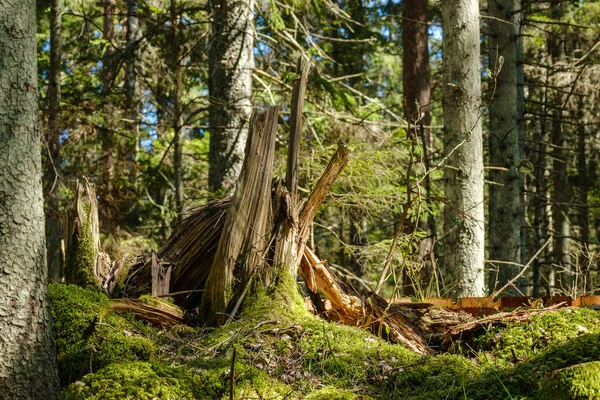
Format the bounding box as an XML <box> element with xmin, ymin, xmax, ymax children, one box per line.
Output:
<box><xmin>51</xmin><ymin>280</ymin><xmax>600</xmax><ymax>400</ymax></box>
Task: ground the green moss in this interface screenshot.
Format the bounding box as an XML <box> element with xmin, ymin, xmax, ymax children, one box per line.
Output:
<box><xmin>388</xmin><ymin>355</ymin><xmax>481</xmax><ymax>400</ymax></box>
<box><xmin>49</xmin><ymin>284</ymin><xmax>157</xmax><ymax>386</ymax></box>
<box><xmin>63</xmin><ymin>362</ymin><xmax>198</xmax><ymax>400</ymax></box>
<box><xmin>305</xmin><ymin>387</ymin><xmax>371</xmax><ymax>399</ymax></box>
<box><xmin>471</xmin><ymin>308</ymin><xmax>600</xmax><ymax>364</ymax></box>
<box><xmin>539</xmin><ymin>361</ymin><xmax>600</xmax><ymax>400</ymax></box>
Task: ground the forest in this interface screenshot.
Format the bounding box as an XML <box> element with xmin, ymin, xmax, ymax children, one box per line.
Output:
<box><xmin>1</xmin><ymin>0</ymin><xmax>600</xmax><ymax>398</ymax></box>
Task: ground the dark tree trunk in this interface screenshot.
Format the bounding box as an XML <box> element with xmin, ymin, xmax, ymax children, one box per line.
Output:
<box><xmin>0</xmin><ymin>0</ymin><xmax>61</xmax><ymax>396</ymax></box>
<box><xmin>45</xmin><ymin>0</ymin><xmax>63</xmax><ymax>283</ymax></box>
<box><xmin>402</xmin><ymin>0</ymin><xmax>434</xmax><ymax>296</ymax></box>
<box><xmin>488</xmin><ymin>0</ymin><xmax>526</xmax><ymax>294</ymax></box>
<box><xmin>126</xmin><ymin>0</ymin><xmax>140</xmax><ymax>162</ymax></box>
<box><xmin>548</xmin><ymin>2</ymin><xmax>571</xmax><ymax>292</ymax></box>
<box><xmin>208</xmin><ymin>0</ymin><xmax>254</xmax><ymax>193</ymax></box>
<box><xmin>100</xmin><ymin>0</ymin><xmax>117</xmax><ymax>230</ymax></box>
<box><xmin>171</xmin><ymin>0</ymin><xmax>185</xmax><ymax>220</ymax></box>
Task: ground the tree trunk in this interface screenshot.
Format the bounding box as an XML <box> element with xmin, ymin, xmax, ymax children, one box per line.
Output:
<box><xmin>441</xmin><ymin>0</ymin><xmax>485</xmax><ymax>297</ymax></box>
<box><xmin>45</xmin><ymin>0</ymin><xmax>63</xmax><ymax>283</ymax></box>
<box><xmin>171</xmin><ymin>0</ymin><xmax>185</xmax><ymax>220</ymax></box>
<box><xmin>402</xmin><ymin>0</ymin><xmax>434</xmax><ymax>296</ymax></box>
<box><xmin>576</xmin><ymin>100</ymin><xmax>590</xmax><ymax>291</ymax></box>
<box><xmin>548</xmin><ymin>2</ymin><xmax>571</xmax><ymax>293</ymax></box>
<box><xmin>488</xmin><ymin>0</ymin><xmax>526</xmax><ymax>294</ymax></box>
<box><xmin>208</xmin><ymin>0</ymin><xmax>254</xmax><ymax>193</ymax></box>
<box><xmin>0</xmin><ymin>0</ymin><xmax>61</xmax><ymax>396</ymax></box>
<box><xmin>100</xmin><ymin>0</ymin><xmax>117</xmax><ymax>230</ymax></box>
<box><xmin>126</xmin><ymin>0</ymin><xmax>140</xmax><ymax>162</ymax></box>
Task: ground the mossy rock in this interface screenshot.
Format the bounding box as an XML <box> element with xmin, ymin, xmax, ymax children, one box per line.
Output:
<box><xmin>63</xmin><ymin>362</ymin><xmax>198</xmax><ymax>400</ymax></box>
<box><xmin>539</xmin><ymin>361</ymin><xmax>600</xmax><ymax>400</ymax></box>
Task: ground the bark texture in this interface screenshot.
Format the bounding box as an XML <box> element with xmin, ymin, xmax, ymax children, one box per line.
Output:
<box><xmin>441</xmin><ymin>0</ymin><xmax>485</xmax><ymax>297</ymax></box>
<box><xmin>402</xmin><ymin>0</ymin><xmax>434</xmax><ymax>296</ymax></box>
<box><xmin>45</xmin><ymin>0</ymin><xmax>63</xmax><ymax>282</ymax></box>
<box><xmin>488</xmin><ymin>0</ymin><xmax>526</xmax><ymax>293</ymax></box>
<box><xmin>548</xmin><ymin>2</ymin><xmax>571</xmax><ymax>292</ymax></box>
<box><xmin>171</xmin><ymin>0</ymin><xmax>185</xmax><ymax>219</ymax></box>
<box><xmin>0</xmin><ymin>0</ymin><xmax>61</xmax><ymax>397</ymax></box>
<box><xmin>208</xmin><ymin>0</ymin><xmax>254</xmax><ymax>193</ymax></box>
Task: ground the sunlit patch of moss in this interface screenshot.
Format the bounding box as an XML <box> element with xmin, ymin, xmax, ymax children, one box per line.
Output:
<box><xmin>540</xmin><ymin>361</ymin><xmax>600</xmax><ymax>400</ymax></box>
<box><xmin>305</xmin><ymin>387</ymin><xmax>372</xmax><ymax>399</ymax></box>
<box><xmin>62</xmin><ymin>362</ymin><xmax>198</xmax><ymax>400</ymax></box>
<box><xmin>471</xmin><ymin>308</ymin><xmax>600</xmax><ymax>364</ymax></box>
<box><xmin>49</xmin><ymin>284</ymin><xmax>157</xmax><ymax>386</ymax></box>
<box><xmin>388</xmin><ymin>354</ymin><xmax>481</xmax><ymax>400</ymax></box>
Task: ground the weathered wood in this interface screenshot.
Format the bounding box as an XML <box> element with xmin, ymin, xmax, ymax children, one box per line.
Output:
<box><xmin>297</xmin><ymin>145</ymin><xmax>349</xmax><ymax>262</ymax></box>
<box><xmin>150</xmin><ymin>250</ymin><xmax>171</xmax><ymax>297</ymax></box>
<box><xmin>205</xmin><ymin>107</ymin><xmax>280</xmax><ymax>321</ymax></box>
<box><xmin>286</xmin><ymin>56</ymin><xmax>310</xmax><ymax>204</ymax></box>
<box><xmin>121</xmin><ymin>199</ymin><xmax>229</xmax><ymax>302</ymax></box>
<box><xmin>64</xmin><ymin>178</ymin><xmax>105</xmax><ymax>288</ymax></box>
<box><xmin>300</xmin><ymin>247</ymin><xmax>434</xmax><ymax>355</ymax></box>
<box><xmin>273</xmin><ymin>58</ymin><xmax>310</xmax><ymax>276</ymax></box>
<box><xmin>108</xmin><ymin>299</ymin><xmax>183</xmax><ymax>327</ymax></box>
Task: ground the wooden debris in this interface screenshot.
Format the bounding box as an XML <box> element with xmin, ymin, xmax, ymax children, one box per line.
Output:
<box><xmin>108</xmin><ymin>298</ymin><xmax>184</xmax><ymax>327</ymax></box>
<box><xmin>205</xmin><ymin>106</ymin><xmax>280</xmax><ymax>322</ymax></box>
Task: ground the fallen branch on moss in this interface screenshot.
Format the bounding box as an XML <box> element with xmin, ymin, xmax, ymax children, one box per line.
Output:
<box><xmin>107</xmin><ymin>298</ymin><xmax>184</xmax><ymax>327</ymax></box>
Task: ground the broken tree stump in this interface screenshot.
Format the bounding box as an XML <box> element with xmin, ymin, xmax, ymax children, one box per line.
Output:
<box><xmin>64</xmin><ymin>177</ymin><xmax>111</xmax><ymax>289</ymax></box>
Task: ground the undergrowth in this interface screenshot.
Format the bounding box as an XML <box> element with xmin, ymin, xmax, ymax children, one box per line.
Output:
<box><xmin>49</xmin><ymin>282</ymin><xmax>600</xmax><ymax>399</ymax></box>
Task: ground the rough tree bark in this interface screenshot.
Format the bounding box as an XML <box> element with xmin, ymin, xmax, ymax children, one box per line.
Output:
<box><xmin>45</xmin><ymin>0</ymin><xmax>63</xmax><ymax>283</ymax></box>
<box><xmin>488</xmin><ymin>0</ymin><xmax>526</xmax><ymax>294</ymax></box>
<box><xmin>441</xmin><ymin>0</ymin><xmax>485</xmax><ymax>297</ymax></box>
<box><xmin>208</xmin><ymin>0</ymin><xmax>254</xmax><ymax>193</ymax></box>
<box><xmin>0</xmin><ymin>0</ymin><xmax>61</xmax><ymax>396</ymax></box>
<box><xmin>548</xmin><ymin>2</ymin><xmax>571</xmax><ymax>292</ymax></box>
<box><xmin>171</xmin><ymin>0</ymin><xmax>185</xmax><ymax>220</ymax></box>
<box><xmin>402</xmin><ymin>0</ymin><xmax>434</xmax><ymax>296</ymax></box>
<box><xmin>100</xmin><ymin>0</ymin><xmax>117</xmax><ymax>229</ymax></box>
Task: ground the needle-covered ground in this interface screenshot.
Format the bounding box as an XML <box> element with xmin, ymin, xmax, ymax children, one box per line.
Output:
<box><xmin>49</xmin><ymin>280</ymin><xmax>600</xmax><ymax>400</ymax></box>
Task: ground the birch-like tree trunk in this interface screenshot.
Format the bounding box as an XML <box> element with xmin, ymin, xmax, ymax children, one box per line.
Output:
<box><xmin>488</xmin><ymin>0</ymin><xmax>526</xmax><ymax>293</ymax></box>
<box><xmin>441</xmin><ymin>0</ymin><xmax>485</xmax><ymax>297</ymax></box>
<box><xmin>45</xmin><ymin>0</ymin><xmax>63</xmax><ymax>282</ymax></box>
<box><xmin>0</xmin><ymin>0</ymin><xmax>61</xmax><ymax>396</ymax></box>
<box><xmin>208</xmin><ymin>0</ymin><xmax>254</xmax><ymax>193</ymax></box>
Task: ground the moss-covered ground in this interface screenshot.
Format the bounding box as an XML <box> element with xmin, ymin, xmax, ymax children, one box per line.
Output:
<box><xmin>50</xmin><ymin>281</ymin><xmax>600</xmax><ymax>399</ymax></box>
